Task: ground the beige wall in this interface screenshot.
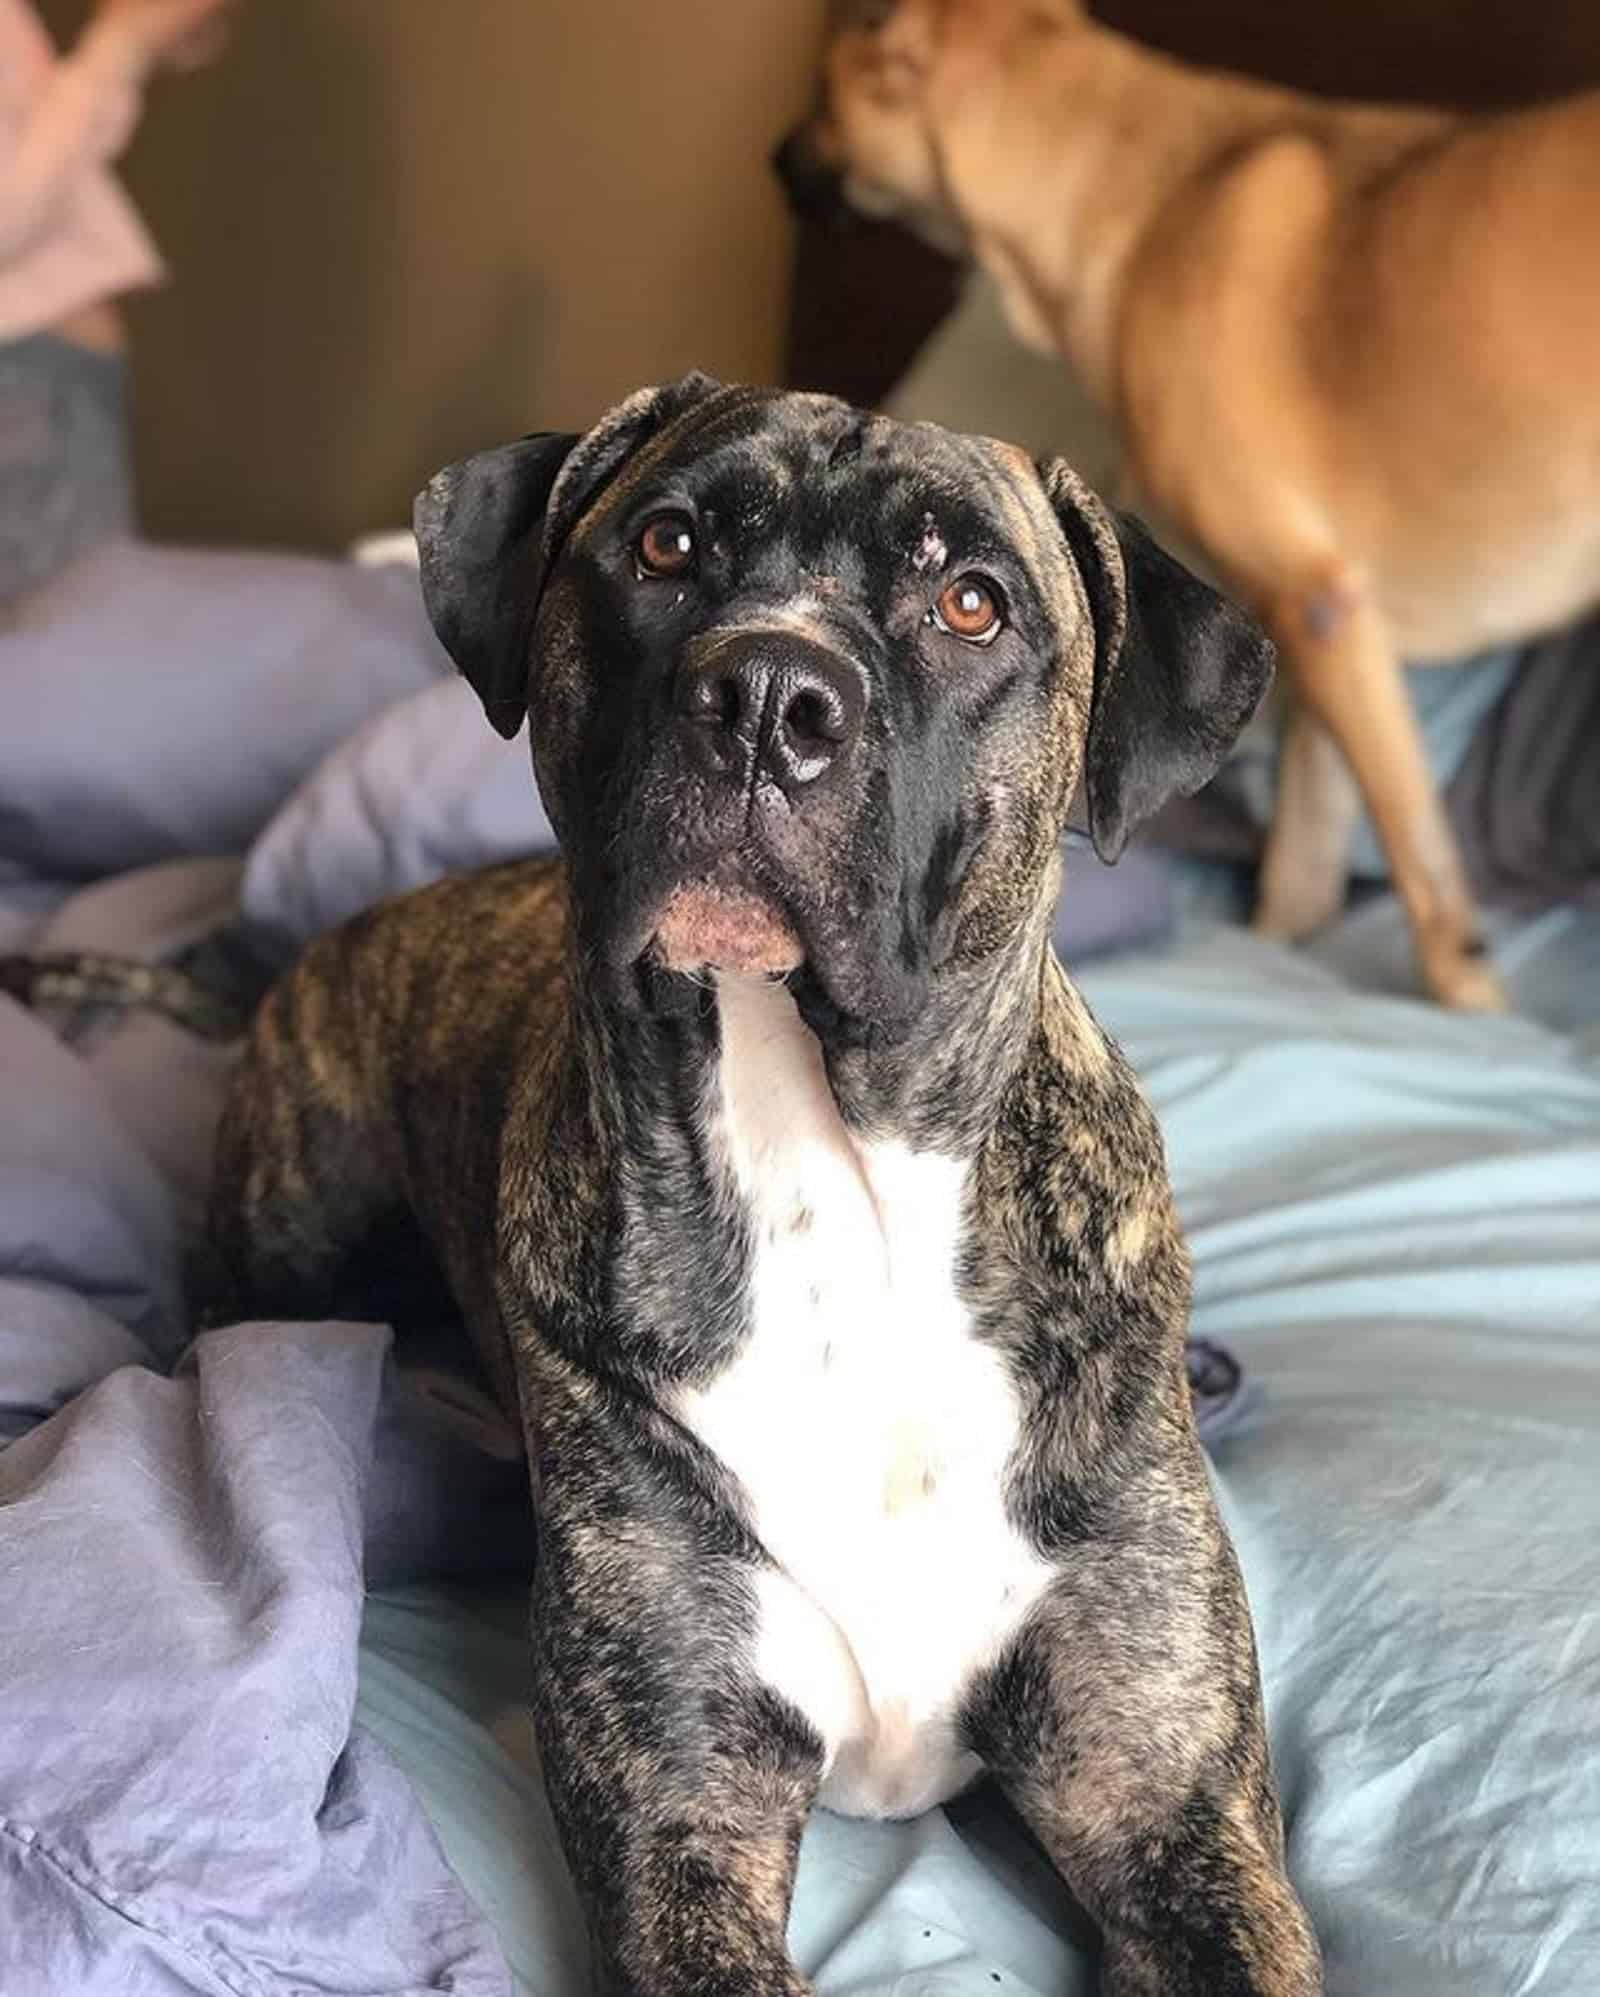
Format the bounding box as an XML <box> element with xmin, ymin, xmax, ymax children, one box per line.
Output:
<box><xmin>41</xmin><ymin>2</ymin><xmax>823</xmax><ymax>551</ymax></box>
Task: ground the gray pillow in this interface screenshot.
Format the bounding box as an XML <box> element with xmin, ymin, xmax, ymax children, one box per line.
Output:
<box><xmin>0</xmin><ymin>539</ymin><xmax>450</xmax><ymax>880</ymax></box>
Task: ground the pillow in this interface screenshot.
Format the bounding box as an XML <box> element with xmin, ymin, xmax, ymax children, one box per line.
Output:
<box><xmin>0</xmin><ymin>539</ymin><xmax>451</xmax><ymax>880</ymax></box>
<box><xmin>241</xmin><ymin>676</ymin><xmax>555</xmax><ymax>956</ymax></box>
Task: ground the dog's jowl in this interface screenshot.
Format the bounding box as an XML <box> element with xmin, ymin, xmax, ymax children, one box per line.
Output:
<box><xmin>206</xmin><ymin>376</ymin><xmax>1323</xmax><ymax>1995</ymax></box>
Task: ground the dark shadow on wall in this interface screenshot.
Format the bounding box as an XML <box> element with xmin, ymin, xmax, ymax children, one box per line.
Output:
<box><xmin>1095</xmin><ymin>0</ymin><xmax>1600</xmax><ymax>108</ymax></box>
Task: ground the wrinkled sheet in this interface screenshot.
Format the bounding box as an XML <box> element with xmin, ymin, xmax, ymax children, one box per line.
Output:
<box><xmin>0</xmin><ymin>1319</ymin><xmax>521</xmax><ymax>1997</ymax></box>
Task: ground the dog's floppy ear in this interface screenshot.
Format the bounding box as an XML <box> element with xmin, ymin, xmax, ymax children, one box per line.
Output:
<box><xmin>414</xmin><ymin>371</ymin><xmax>723</xmax><ymax>737</ymax></box>
<box><xmin>1041</xmin><ymin>459</ymin><xmax>1274</xmax><ymax>861</ymax></box>
<box><xmin>414</xmin><ymin>431</ymin><xmax>575</xmax><ymax>738</ymax></box>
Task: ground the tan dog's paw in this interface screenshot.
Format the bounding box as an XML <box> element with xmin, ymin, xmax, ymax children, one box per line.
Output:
<box><xmin>1428</xmin><ymin>948</ymin><xmax>1511</xmax><ymax>1014</ymax></box>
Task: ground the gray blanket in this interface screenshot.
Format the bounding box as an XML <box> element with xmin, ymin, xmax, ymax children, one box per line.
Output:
<box><xmin>1450</xmin><ymin>615</ymin><xmax>1600</xmax><ymax>911</ymax></box>
<box><xmin>1150</xmin><ymin>619</ymin><xmax>1600</xmax><ymax>909</ymax></box>
<box><xmin>0</xmin><ymin>548</ymin><xmax>1215</xmax><ymax>1996</ymax></box>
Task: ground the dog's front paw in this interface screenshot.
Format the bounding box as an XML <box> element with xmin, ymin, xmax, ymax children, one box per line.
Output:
<box><xmin>605</xmin><ymin>1973</ymin><xmax>812</xmax><ymax>1997</ymax></box>
<box><xmin>1102</xmin><ymin>1943</ymin><xmax>1321</xmax><ymax>1997</ymax></box>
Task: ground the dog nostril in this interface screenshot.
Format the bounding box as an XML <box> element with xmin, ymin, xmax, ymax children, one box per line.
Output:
<box><xmin>785</xmin><ymin>687</ymin><xmax>841</xmax><ymax>748</ymax></box>
<box><xmin>679</xmin><ymin>668</ymin><xmax>743</xmax><ymax>732</ymax></box>
<box><xmin>678</xmin><ymin>645</ymin><xmax>859</xmax><ymax>790</ymax></box>
<box><xmin>786</xmin><ymin>668</ymin><xmax>855</xmax><ymax>745</ymax></box>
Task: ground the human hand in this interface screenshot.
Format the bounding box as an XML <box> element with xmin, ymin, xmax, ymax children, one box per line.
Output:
<box><xmin>91</xmin><ymin>0</ymin><xmax>236</xmax><ymax>80</ymax></box>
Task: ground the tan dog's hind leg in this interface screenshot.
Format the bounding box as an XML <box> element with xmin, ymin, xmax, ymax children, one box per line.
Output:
<box><xmin>1253</xmin><ymin>701</ymin><xmax>1359</xmax><ymax>940</ymax></box>
<box><xmin>1266</xmin><ymin>587</ymin><xmax>1507</xmax><ymax>1011</ymax></box>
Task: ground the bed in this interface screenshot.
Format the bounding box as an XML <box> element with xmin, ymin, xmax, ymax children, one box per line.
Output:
<box><xmin>2</xmin><ymin>524</ymin><xmax>1597</xmax><ymax>1995</ymax></box>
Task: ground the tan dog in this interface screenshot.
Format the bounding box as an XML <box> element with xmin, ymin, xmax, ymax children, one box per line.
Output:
<box><xmin>782</xmin><ymin>0</ymin><xmax>1600</xmax><ymax>1009</ymax></box>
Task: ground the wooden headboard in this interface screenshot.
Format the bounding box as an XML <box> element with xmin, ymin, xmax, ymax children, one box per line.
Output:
<box><xmin>785</xmin><ymin>0</ymin><xmax>1600</xmax><ymax>406</ymax></box>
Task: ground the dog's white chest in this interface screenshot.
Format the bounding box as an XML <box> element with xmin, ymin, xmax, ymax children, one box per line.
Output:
<box><xmin>676</xmin><ymin>976</ymin><xmax>1052</xmax><ymax>1820</ymax></box>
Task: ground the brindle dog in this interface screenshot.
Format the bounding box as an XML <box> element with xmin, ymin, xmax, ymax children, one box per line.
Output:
<box><xmin>205</xmin><ymin>376</ymin><xmax>1322</xmax><ymax>1995</ymax></box>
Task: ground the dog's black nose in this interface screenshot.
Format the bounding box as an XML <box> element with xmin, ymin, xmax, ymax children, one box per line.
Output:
<box><xmin>772</xmin><ymin>130</ymin><xmax>850</xmax><ymax>229</ymax></box>
<box><xmin>675</xmin><ymin>633</ymin><xmax>864</xmax><ymax>796</ymax></box>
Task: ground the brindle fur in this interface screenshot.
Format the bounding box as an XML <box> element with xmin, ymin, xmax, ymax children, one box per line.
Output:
<box><xmin>205</xmin><ymin>379</ymin><xmax>1319</xmax><ymax>1995</ymax></box>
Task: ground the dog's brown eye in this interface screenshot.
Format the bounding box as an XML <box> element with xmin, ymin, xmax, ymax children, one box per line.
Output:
<box><xmin>636</xmin><ymin>512</ymin><xmax>696</xmax><ymax>579</ymax></box>
<box><xmin>933</xmin><ymin>574</ymin><xmax>1004</xmax><ymax>644</ymax></box>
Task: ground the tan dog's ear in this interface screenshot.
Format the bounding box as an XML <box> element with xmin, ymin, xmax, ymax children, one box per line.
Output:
<box><xmin>1041</xmin><ymin>459</ymin><xmax>1274</xmax><ymax>861</ymax></box>
<box><xmin>414</xmin><ymin>372</ymin><xmax>722</xmax><ymax>737</ymax></box>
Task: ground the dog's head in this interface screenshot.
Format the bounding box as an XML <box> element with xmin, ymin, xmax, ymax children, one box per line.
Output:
<box><xmin>415</xmin><ymin>375</ymin><xmax>1269</xmax><ymax>1041</ymax></box>
<box><xmin>775</xmin><ymin>0</ymin><xmax>1079</xmax><ymax>244</ymax></box>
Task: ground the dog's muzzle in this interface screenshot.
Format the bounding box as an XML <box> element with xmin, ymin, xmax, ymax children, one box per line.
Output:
<box><xmin>675</xmin><ymin>630</ymin><xmax>865</xmax><ymax>800</ymax></box>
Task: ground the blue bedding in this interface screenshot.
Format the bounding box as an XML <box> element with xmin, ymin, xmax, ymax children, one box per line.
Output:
<box><xmin>2</xmin><ymin>558</ymin><xmax>1597</xmax><ymax>1994</ymax></box>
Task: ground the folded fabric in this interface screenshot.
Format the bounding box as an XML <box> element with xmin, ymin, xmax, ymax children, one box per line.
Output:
<box><xmin>0</xmin><ymin>1278</ymin><xmax>145</xmax><ymax>1444</ymax></box>
<box><xmin>0</xmin><ymin>1319</ymin><xmax>516</xmax><ymax>1997</ymax></box>
<box><xmin>0</xmin><ymin>539</ymin><xmax>450</xmax><ymax>880</ymax></box>
<box><xmin>1149</xmin><ymin>627</ymin><xmax>1600</xmax><ymax>920</ymax></box>
<box><xmin>1450</xmin><ymin>612</ymin><xmax>1600</xmax><ymax>911</ymax></box>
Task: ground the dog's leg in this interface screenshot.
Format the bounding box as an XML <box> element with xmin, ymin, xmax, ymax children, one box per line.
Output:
<box><xmin>967</xmin><ymin>1463</ymin><xmax>1322</xmax><ymax>1995</ymax></box>
<box><xmin>1252</xmin><ymin>700</ymin><xmax>1359</xmax><ymax>940</ymax></box>
<box><xmin>1266</xmin><ymin>590</ymin><xmax>1506</xmax><ymax>1010</ymax></box>
<box><xmin>531</xmin><ymin>1616</ymin><xmax>819</xmax><ymax>1995</ymax></box>
<box><xmin>528</xmin><ymin>1426</ymin><xmax>822</xmax><ymax>1997</ymax></box>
